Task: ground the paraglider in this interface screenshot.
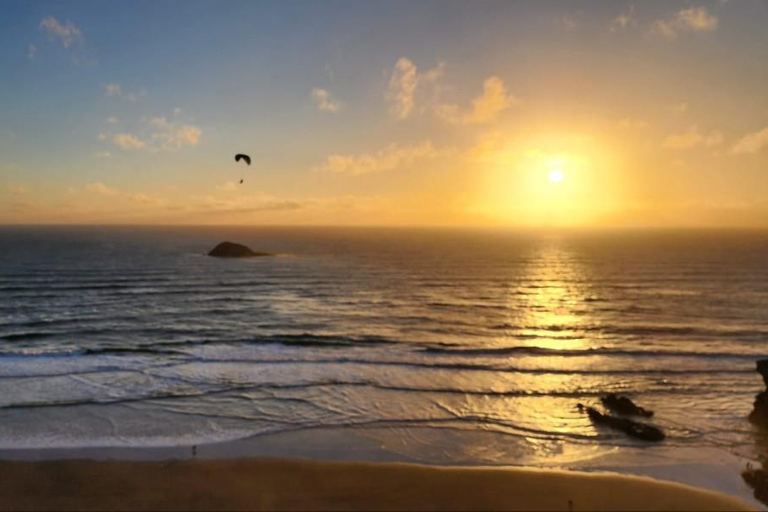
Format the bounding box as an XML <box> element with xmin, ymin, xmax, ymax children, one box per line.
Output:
<box><xmin>235</xmin><ymin>153</ymin><xmax>251</xmax><ymax>184</ymax></box>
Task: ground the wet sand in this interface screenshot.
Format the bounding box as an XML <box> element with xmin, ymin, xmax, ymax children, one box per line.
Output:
<box><xmin>0</xmin><ymin>456</ymin><xmax>755</xmax><ymax>511</ymax></box>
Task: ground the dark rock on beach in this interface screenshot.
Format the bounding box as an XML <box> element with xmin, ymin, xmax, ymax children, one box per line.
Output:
<box><xmin>207</xmin><ymin>241</ymin><xmax>272</xmax><ymax>258</ymax></box>
<box><xmin>601</xmin><ymin>394</ymin><xmax>654</xmax><ymax>418</ymax></box>
<box><xmin>749</xmin><ymin>359</ymin><xmax>768</xmax><ymax>427</ymax></box>
<box><xmin>579</xmin><ymin>404</ymin><xmax>665</xmax><ymax>442</ymax></box>
<box><xmin>743</xmin><ymin>360</ymin><xmax>768</xmax><ymax>507</ymax></box>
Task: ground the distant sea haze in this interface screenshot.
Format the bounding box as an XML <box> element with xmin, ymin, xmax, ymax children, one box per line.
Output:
<box><xmin>0</xmin><ymin>226</ymin><xmax>766</xmax><ymax>468</ymax></box>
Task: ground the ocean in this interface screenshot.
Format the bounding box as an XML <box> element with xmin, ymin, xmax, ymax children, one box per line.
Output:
<box><xmin>1</xmin><ymin>226</ymin><xmax>767</xmax><ymax>497</ymax></box>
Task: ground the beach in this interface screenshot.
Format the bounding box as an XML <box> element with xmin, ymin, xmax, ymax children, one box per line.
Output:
<box><xmin>0</xmin><ymin>455</ymin><xmax>754</xmax><ymax>511</ymax></box>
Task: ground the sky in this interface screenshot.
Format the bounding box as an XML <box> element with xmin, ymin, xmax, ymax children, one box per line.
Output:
<box><xmin>1</xmin><ymin>0</ymin><xmax>768</xmax><ymax>227</ymax></box>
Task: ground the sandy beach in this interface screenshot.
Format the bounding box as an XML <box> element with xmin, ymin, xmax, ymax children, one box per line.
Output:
<box><xmin>0</xmin><ymin>456</ymin><xmax>754</xmax><ymax>511</ymax></box>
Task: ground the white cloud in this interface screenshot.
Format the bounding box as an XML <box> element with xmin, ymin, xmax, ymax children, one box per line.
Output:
<box><xmin>435</xmin><ymin>76</ymin><xmax>519</xmax><ymax>125</ymax></box>
<box><xmin>106</xmin><ymin>116</ymin><xmax>119</xmax><ymax>124</ymax></box>
<box><xmin>315</xmin><ymin>141</ymin><xmax>443</xmax><ymax>176</ymax></box>
<box><xmin>388</xmin><ymin>58</ymin><xmax>420</xmax><ymax>119</ymax></box>
<box><xmin>105</xmin><ymin>83</ymin><xmax>141</xmax><ymax>102</ymax></box>
<box><xmin>86</xmin><ymin>182</ymin><xmax>119</xmax><ymax>196</ymax></box>
<box><xmin>150</xmin><ymin>120</ymin><xmax>202</xmax><ymax>151</ymax></box>
<box><xmin>652</xmin><ymin>6</ymin><xmax>718</xmax><ymax>40</ymax></box>
<box><xmin>662</xmin><ymin>126</ymin><xmax>723</xmax><ymax>149</ymax></box>
<box><xmin>39</xmin><ymin>17</ymin><xmax>83</xmax><ymax>48</ymax></box>
<box><xmin>311</xmin><ymin>88</ymin><xmax>341</xmax><ymax>113</ymax></box>
<box><xmin>386</xmin><ymin>58</ymin><xmax>445</xmax><ymax>120</ymax></box>
<box><xmin>101</xmin><ymin>111</ymin><xmax>201</xmax><ymax>153</ymax></box>
<box><xmin>94</xmin><ymin>151</ymin><xmax>112</xmax><ymax>158</ymax></box>
<box><xmin>732</xmin><ymin>127</ymin><xmax>768</xmax><ymax>154</ymax></box>
<box><xmin>610</xmin><ymin>6</ymin><xmax>636</xmax><ymax>32</ymax></box>
<box><xmin>113</xmin><ymin>133</ymin><xmax>146</xmax><ymax>150</ymax></box>
<box><xmin>618</xmin><ymin>118</ymin><xmax>648</xmax><ymax>129</ymax></box>
<box><xmin>105</xmin><ymin>83</ymin><xmax>122</xmax><ymax>96</ymax></box>
<box><xmin>27</xmin><ymin>44</ymin><xmax>37</xmax><ymax>59</ymax></box>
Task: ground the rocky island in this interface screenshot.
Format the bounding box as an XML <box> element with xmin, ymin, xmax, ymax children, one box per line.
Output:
<box><xmin>207</xmin><ymin>242</ymin><xmax>272</xmax><ymax>258</ymax></box>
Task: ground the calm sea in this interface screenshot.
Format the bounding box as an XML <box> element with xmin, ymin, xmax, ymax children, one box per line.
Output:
<box><xmin>1</xmin><ymin>226</ymin><xmax>767</xmax><ymax>472</ymax></box>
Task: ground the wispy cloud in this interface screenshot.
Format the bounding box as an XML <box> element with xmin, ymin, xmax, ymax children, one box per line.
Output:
<box><xmin>435</xmin><ymin>76</ymin><xmax>519</xmax><ymax>125</ymax></box>
<box><xmin>27</xmin><ymin>44</ymin><xmax>37</xmax><ymax>59</ymax></box>
<box><xmin>216</xmin><ymin>181</ymin><xmax>239</xmax><ymax>192</ymax></box>
<box><xmin>555</xmin><ymin>13</ymin><xmax>581</xmax><ymax>31</ymax></box>
<box><xmin>662</xmin><ymin>126</ymin><xmax>722</xmax><ymax>149</ymax></box>
<box><xmin>130</xmin><ymin>193</ymin><xmax>166</xmax><ymax>206</ymax></box>
<box><xmin>652</xmin><ymin>6</ymin><xmax>718</xmax><ymax>40</ymax></box>
<box><xmin>101</xmin><ymin>111</ymin><xmax>201</xmax><ymax>153</ymax></box>
<box><xmin>195</xmin><ymin>195</ymin><xmax>308</xmax><ymax>214</ymax></box>
<box><xmin>112</xmin><ymin>133</ymin><xmax>146</xmax><ymax>150</ymax></box>
<box><xmin>94</xmin><ymin>151</ymin><xmax>112</xmax><ymax>158</ymax></box>
<box><xmin>39</xmin><ymin>17</ymin><xmax>83</xmax><ymax>48</ymax></box>
<box><xmin>386</xmin><ymin>57</ymin><xmax>445</xmax><ymax>120</ymax></box>
<box><xmin>311</xmin><ymin>88</ymin><xmax>341</xmax><ymax>113</ymax></box>
<box><xmin>732</xmin><ymin>127</ymin><xmax>768</xmax><ymax>154</ymax></box>
<box><xmin>315</xmin><ymin>141</ymin><xmax>443</xmax><ymax>176</ymax></box>
<box><xmin>610</xmin><ymin>6</ymin><xmax>636</xmax><ymax>32</ymax></box>
<box><xmin>7</xmin><ymin>185</ymin><xmax>28</xmax><ymax>195</ymax></box>
<box><xmin>618</xmin><ymin>117</ymin><xmax>648</xmax><ymax>129</ymax></box>
<box><xmin>86</xmin><ymin>182</ymin><xmax>119</xmax><ymax>196</ymax></box>
<box><xmin>148</xmin><ymin>117</ymin><xmax>202</xmax><ymax>151</ymax></box>
<box><xmin>105</xmin><ymin>83</ymin><xmax>142</xmax><ymax>102</ymax></box>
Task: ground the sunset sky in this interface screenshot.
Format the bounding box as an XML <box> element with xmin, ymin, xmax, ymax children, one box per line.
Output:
<box><xmin>1</xmin><ymin>0</ymin><xmax>768</xmax><ymax>227</ymax></box>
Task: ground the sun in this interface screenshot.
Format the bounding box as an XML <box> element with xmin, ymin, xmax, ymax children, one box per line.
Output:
<box><xmin>548</xmin><ymin>169</ymin><xmax>564</xmax><ymax>183</ymax></box>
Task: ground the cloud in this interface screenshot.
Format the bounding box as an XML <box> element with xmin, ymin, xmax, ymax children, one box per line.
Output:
<box><xmin>86</xmin><ymin>183</ymin><xmax>119</xmax><ymax>196</ymax></box>
<box><xmin>662</xmin><ymin>126</ymin><xmax>723</xmax><ymax>149</ymax></box>
<box><xmin>435</xmin><ymin>76</ymin><xmax>519</xmax><ymax>125</ymax></box>
<box><xmin>106</xmin><ymin>116</ymin><xmax>119</xmax><ymax>124</ymax></box>
<box><xmin>555</xmin><ymin>13</ymin><xmax>581</xmax><ymax>31</ymax></box>
<box><xmin>130</xmin><ymin>193</ymin><xmax>166</xmax><ymax>206</ymax></box>
<box><xmin>39</xmin><ymin>17</ymin><xmax>83</xmax><ymax>48</ymax></box>
<box><xmin>105</xmin><ymin>83</ymin><xmax>142</xmax><ymax>102</ymax></box>
<box><xmin>732</xmin><ymin>127</ymin><xmax>768</xmax><ymax>154</ymax></box>
<box><xmin>27</xmin><ymin>44</ymin><xmax>37</xmax><ymax>59</ymax></box>
<box><xmin>216</xmin><ymin>182</ymin><xmax>239</xmax><ymax>192</ymax></box>
<box><xmin>652</xmin><ymin>6</ymin><xmax>718</xmax><ymax>40</ymax></box>
<box><xmin>7</xmin><ymin>185</ymin><xmax>28</xmax><ymax>195</ymax></box>
<box><xmin>673</xmin><ymin>102</ymin><xmax>689</xmax><ymax>113</ymax></box>
<box><xmin>610</xmin><ymin>6</ymin><xmax>636</xmax><ymax>32</ymax></box>
<box><xmin>102</xmin><ymin>111</ymin><xmax>201</xmax><ymax>153</ymax></box>
<box><xmin>311</xmin><ymin>88</ymin><xmax>341</xmax><ymax>113</ymax></box>
<box><xmin>112</xmin><ymin>133</ymin><xmax>146</xmax><ymax>150</ymax></box>
<box><xmin>94</xmin><ymin>151</ymin><xmax>111</xmax><ymax>158</ymax></box>
<box><xmin>386</xmin><ymin>58</ymin><xmax>445</xmax><ymax>120</ymax></box>
<box><xmin>196</xmin><ymin>196</ymin><xmax>307</xmax><ymax>214</ymax></box>
<box><xmin>315</xmin><ymin>141</ymin><xmax>443</xmax><ymax>176</ymax></box>
<box><xmin>618</xmin><ymin>117</ymin><xmax>648</xmax><ymax>129</ymax></box>
<box><xmin>149</xmin><ymin>118</ymin><xmax>202</xmax><ymax>151</ymax></box>
<box><xmin>387</xmin><ymin>58</ymin><xmax>420</xmax><ymax>119</ymax></box>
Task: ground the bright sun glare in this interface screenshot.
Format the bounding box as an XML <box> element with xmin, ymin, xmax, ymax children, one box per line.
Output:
<box><xmin>548</xmin><ymin>169</ymin><xmax>564</xmax><ymax>183</ymax></box>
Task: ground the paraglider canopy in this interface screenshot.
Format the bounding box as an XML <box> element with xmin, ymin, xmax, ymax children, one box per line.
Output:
<box><xmin>235</xmin><ymin>153</ymin><xmax>251</xmax><ymax>165</ymax></box>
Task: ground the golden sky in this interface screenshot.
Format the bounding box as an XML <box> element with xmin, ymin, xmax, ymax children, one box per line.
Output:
<box><xmin>2</xmin><ymin>1</ymin><xmax>768</xmax><ymax>227</ymax></box>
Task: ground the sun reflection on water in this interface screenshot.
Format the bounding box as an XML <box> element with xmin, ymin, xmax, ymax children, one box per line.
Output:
<box><xmin>507</xmin><ymin>236</ymin><xmax>592</xmax><ymax>351</ymax></box>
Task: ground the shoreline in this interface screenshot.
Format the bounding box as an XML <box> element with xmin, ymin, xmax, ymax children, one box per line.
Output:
<box><xmin>0</xmin><ymin>455</ymin><xmax>755</xmax><ymax>511</ymax></box>
<box><xmin>0</xmin><ymin>426</ymin><xmax>762</xmax><ymax>510</ymax></box>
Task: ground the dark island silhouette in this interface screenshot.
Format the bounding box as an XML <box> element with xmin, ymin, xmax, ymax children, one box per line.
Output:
<box><xmin>208</xmin><ymin>241</ymin><xmax>272</xmax><ymax>258</ymax></box>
